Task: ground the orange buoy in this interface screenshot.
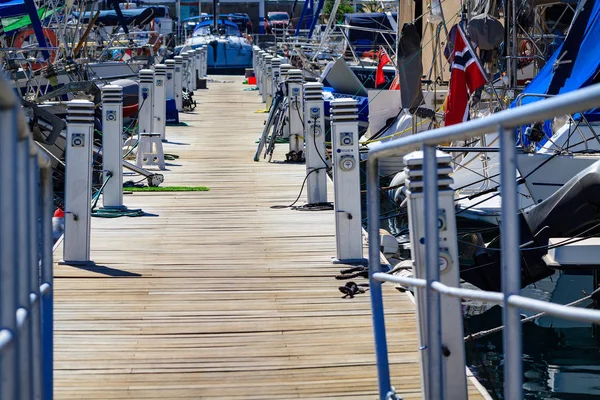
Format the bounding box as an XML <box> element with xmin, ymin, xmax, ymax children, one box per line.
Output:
<box><xmin>13</xmin><ymin>28</ymin><xmax>58</xmax><ymax>71</ymax></box>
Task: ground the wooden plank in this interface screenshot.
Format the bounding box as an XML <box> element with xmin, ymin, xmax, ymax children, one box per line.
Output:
<box><xmin>53</xmin><ymin>76</ymin><xmax>488</xmax><ymax>399</ymax></box>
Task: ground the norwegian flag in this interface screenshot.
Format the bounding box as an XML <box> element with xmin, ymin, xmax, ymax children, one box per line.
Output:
<box><xmin>444</xmin><ymin>26</ymin><xmax>487</xmax><ymax>126</ymax></box>
<box><xmin>375</xmin><ymin>48</ymin><xmax>391</xmax><ymax>88</ymax></box>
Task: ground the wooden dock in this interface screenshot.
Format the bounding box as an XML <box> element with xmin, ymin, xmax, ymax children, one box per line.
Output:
<box><xmin>53</xmin><ymin>76</ymin><xmax>489</xmax><ymax>399</ymax></box>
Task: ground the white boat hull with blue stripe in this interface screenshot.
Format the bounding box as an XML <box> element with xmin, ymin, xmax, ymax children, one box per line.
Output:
<box><xmin>178</xmin><ymin>19</ymin><xmax>252</xmax><ymax>71</ymax></box>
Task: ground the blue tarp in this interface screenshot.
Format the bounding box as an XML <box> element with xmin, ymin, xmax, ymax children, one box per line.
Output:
<box><xmin>72</xmin><ymin>7</ymin><xmax>166</xmax><ymax>26</ymax></box>
<box><xmin>513</xmin><ymin>0</ymin><xmax>600</xmax><ymax>146</ymax></box>
<box><xmin>344</xmin><ymin>12</ymin><xmax>397</xmax><ymax>53</ymax></box>
<box><xmin>0</xmin><ymin>0</ymin><xmax>26</xmax><ymax>18</ymax></box>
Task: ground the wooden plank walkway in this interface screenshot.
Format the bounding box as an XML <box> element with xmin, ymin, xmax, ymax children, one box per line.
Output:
<box><xmin>53</xmin><ymin>76</ymin><xmax>489</xmax><ymax>399</ymax></box>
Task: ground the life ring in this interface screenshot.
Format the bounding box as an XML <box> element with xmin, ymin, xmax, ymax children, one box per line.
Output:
<box><xmin>134</xmin><ymin>32</ymin><xmax>163</xmax><ymax>57</ymax></box>
<box><xmin>148</xmin><ymin>32</ymin><xmax>162</xmax><ymax>55</ymax></box>
<box><xmin>13</xmin><ymin>28</ymin><xmax>58</xmax><ymax>71</ymax></box>
<box><xmin>362</xmin><ymin>50</ymin><xmax>377</xmax><ymax>59</ymax></box>
<box><xmin>520</xmin><ymin>39</ymin><xmax>535</xmax><ymax>66</ymax></box>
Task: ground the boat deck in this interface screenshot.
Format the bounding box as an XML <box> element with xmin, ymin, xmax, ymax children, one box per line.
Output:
<box><xmin>53</xmin><ymin>76</ymin><xmax>488</xmax><ymax>399</ymax></box>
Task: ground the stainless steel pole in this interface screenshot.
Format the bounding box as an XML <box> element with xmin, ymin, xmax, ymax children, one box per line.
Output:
<box><xmin>499</xmin><ymin>125</ymin><xmax>522</xmax><ymax>399</ymax></box>
<box><xmin>423</xmin><ymin>145</ymin><xmax>443</xmax><ymax>400</ymax></box>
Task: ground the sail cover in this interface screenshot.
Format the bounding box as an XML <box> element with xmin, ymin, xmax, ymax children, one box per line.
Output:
<box><xmin>73</xmin><ymin>7</ymin><xmax>166</xmax><ymax>26</ymax></box>
<box><xmin>513</xmin><ymin>0</ymin><xmax>600</xmax><ymax>144</ymax></box>
<box><xmin>0</xmin><ymin>0</ymin><xmax>26</xmax><ymax>18</ymax></box>
<box><xmin>344</xmin><ymin>12</ymin><xmax>397</xmax><ymax>53</ymax></box>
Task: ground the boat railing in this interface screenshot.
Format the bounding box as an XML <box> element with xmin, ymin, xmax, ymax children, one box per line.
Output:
<box><xmin>0</xmin><ymin>76</ymin><xmax>54</xmax><ymax>399</ymax></box>
<box><xmin>366</xmin><ymin>83</ymin><xmax>600</xmax><ymax>400</ymax></box>
<box><xmin>515</xmin><ymin>92</ymin><xmax>600</xmax><ymax>151</ymax></box>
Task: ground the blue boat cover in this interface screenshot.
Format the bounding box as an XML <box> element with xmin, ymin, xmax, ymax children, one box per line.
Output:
<box><xmin>72</xmin><ymin>7</ymin><xmax>166</xmax><ymax>26</ymax></box>
<box><xmin>0</xmin><ymin>0</ymin><xmax>26</xmax><ymax>18</ymax></box>
<box><xmin>323</xmin><ymin>87</ymin><xmax>369</xmax><ymax>123</ymax></box>
<box><xmin>343</xmin><ymin>12</ymin><xmax>397</xmax><ymax>53</ymax></box>
<box><xmin>192</xmin><ymin>19</ymin><xmax>240</xmax><ymax>35</ymax></box>
<box><xmin>513</xmin><ymin>0</ymin><xmax>600</xmax><ymax>146</ymax></box>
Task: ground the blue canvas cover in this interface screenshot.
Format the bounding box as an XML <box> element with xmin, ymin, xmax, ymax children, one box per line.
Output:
<box><xmin>73</xmin><ymin>7</ymin><xmax>166</xmax><ymax>26</ymax></box>
<box><xmin>0</xmin><ymin>0</ymin><xmax>26</xmax><ymax>18</ymax></box>
<box><xmin>513</xmin><ymin>0</ymin><xmax>600</xmax><ymax>146</ymax></box>
<box><xmin>343</xmin><ymin>12</ymin><xmax>397</xmax><ymax>53</ymax></box>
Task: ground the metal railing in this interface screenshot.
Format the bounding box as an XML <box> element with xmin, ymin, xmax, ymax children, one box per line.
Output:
<box><xmin>0</xmin><ymin>76</ymin><xmax>54</xmax><ymax>399</ymax></box>
<box><xmin>366</xmin><ymin>83</ymin><xmax>600</xmax><ymax>400</ymax></box>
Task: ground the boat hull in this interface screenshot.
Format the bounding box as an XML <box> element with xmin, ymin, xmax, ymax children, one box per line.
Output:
<box><xmin>182</xmin><ymin>37</ymin><xmax>252</xmax><ymax>71</ymax></box>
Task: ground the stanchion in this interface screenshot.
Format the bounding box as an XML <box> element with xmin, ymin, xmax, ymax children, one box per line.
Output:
<box><xmin>153</xmin><ymin>64</ymin><xmax>167</xmax><ymax>141</ymax></box>
<box><xmin>60</xmin><ymin>100</ymin><xmax>96</xmax><ymax>266</ymax></box>
<box><xmin>286</xmin><ymin>69</ymin><xmax>304</xmax><ymax>160</ymax></box>
<box><xmin>173</xmin><ymin>56</ymin><xmax>183</xmax><ymax>111</ymax></box>
<box><xmin>101</xmin><ymin>85</ymin><xmax>125</xmax><ymax>209</ymax></box>
<box><xmin>303</xmin><ymin>82</ymin><xmax>327</xmax><ymax>204</ymax></box>
<box><xmin>330</xmin><ymin>99</ymin><xmax>365</xmax><ymax>264</ymax></box>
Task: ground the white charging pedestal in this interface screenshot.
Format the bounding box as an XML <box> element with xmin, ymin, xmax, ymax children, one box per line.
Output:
<box><xmin>252</xmin><ymin>46</ymin><xmax>261</xmax><ymax>79</ymax></box>
<box><xmin>173</xmin><ymin>56</ymin><xmax>183</xmax><ymax>111</ymax></box>
<box><xmin>404</xmin><ymin>150</ymin><xmax>467</xmax><ymax>400</ymax></box>
<box><xmin>188</xmin><ymin>49</ymin><xmax>197</xmax><ymax>91</ymax></box>
<box><xmin>257</xmin><ymin>51</ymin><xmax>265</xmax><ymax>97</ymax></box>
<box><xmin>286</xmin><ymin>69</ymin><xmax>304</xmax><ymax>160</ymax></box>
<box><xmin>181</xmin><ymin>52</ymin><xmax>191</xmax><ymax>91</ymax></box>
<box><xmin>303</xmin><ymin>82</ymin><xmax>328</xmax><ymax>204</ymax></box>
<box><xmin>60</xmin><ymin>100</ymin><xmax>95</xmax><ymax>266</ymax></box>
<box><xmin>201</xmin><ymin>46</ymin><xmax>208</xmax><ymax>78</ymax></box>
<box><xmin>153</xmin><ymin>64</ymin><xmax>167</xmax><ymax>142</ymax></box>
<box><xmin>331</xmin><ymin>99</ymin><xmax>365</xmax><ymax>264</ymax></box>
<box><xmin>264</xmin><ymin>55</ymin><xmax>273</xmax><ymax>110</ymax></box>
<box><xmin>279</xmin><ymin>64</ymin><xmax>292</xmax><ymax>139</ymax></box>
<box><xmin>137</xmin><ymin>69</ymin><xmax>165</xmax><ymax>170</ymax></box>
<box><xmin>101</xmin><ymin>85</ymin><xmax>125</xmax><ymax>210</ymax></box>
<box><xmin>165</xmin><ymin>60</ymin><xmax>175</xmax><ymax>101</ymax></box>
<box><xmin>270</xmin><ymin>57</ymin><xmax>280</xmax><ymax>100</ymax></box>
<box><xmin>194</xmin><ymin>49</ymin><xmax>202</xmax><ymax>86</ymax></box>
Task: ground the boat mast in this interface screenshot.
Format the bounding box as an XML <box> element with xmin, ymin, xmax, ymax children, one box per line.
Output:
<box><xmin>213</xmin><ymin>0</ymin><xmax>219</xmax><ymax>33</ymax></box>
<box><xmin>505</xmin><ymin>0</ymin><xmax>517</xmax><ymax>90</ymax></box>
<box><xmin>177</xmin><ymin>0</ymin><xmax>181</xmax><ymax>44</ymax></box>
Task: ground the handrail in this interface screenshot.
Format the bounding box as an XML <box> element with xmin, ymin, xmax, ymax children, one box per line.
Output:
<box><xmin>0</xmin><ymin>76</ymin><xmax>54</xmax><ymax>400</ymax></box>
<box><xmin>373</xmin><ymin>273</ymin><xmax>600</xmax><ymax>324</ymax></box>
<box><xmin>366</xmin><ymin>83</ymin><xmax>600</xmax><ymax>400</ymax></box>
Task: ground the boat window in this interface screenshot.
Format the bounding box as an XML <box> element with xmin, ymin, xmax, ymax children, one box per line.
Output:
<box><xmin>193</xmin><ymin>26</ymin><xmax>210</xmax><ymax>36</ymax></box>
<box><xmin>225</xmin><ymin>24</ymin><xmax>241</xmax><ymax>36</ymax></box>
<box><xmin>193</xmin><ymin>24</ymin><xmax>240</xmax><ymax>36</ymax></box>
<box><xmin>268</xmin><ymin>13</ymin><xmax>288</xmax><ymax>21</ymax></box>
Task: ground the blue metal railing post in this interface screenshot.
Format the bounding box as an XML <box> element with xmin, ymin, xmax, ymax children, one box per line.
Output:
<box><xmin>367</xmin><ymin>157</ymin><xmax>393</xmax><ymax>399</ymax></box>
<box><xmin>422</xmin><ymin>146</ymin><xmax>443</xmax><ymax>400</ymax></box>
<box><xmin>0</xmin><ymin>90</ymin><xmax>19</xmax><ymax>400</ymax></box>
<box><xmin>40</xmin><ymin>163</ymin><xmax>54</xmax><ymax>399</ymax></box>
<box><xmin>29</xmin><ymin>145</ymin><xmax>43</xmax><ymax>399</ymax></box>
<box><xmin>295</xmin><ymin>0</ymin><xmax>310</xmax><ymax>36</ymax></box>
<box><xmin>499</xmin><ymin>126</ymin><xmax>522</xmax><ymax>399</ymax></box>
<box><xmin>16</xmin><ymin>126</ymin><xmax>33</xmax><ymax>399</ymax></box>
<box><xmin>307</xmin><ymin>0</ymin><xmax>325</xmax><ymax>38</ymax></box>
<box><xmin>22</xmin><ymin>0</ymin><xmax>50</xmax><ymax>60</ymax></box>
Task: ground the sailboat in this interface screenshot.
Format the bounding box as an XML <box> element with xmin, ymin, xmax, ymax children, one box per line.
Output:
<box><xmin>176</xmin><ymin>0</ymin><xmax>252</xmax><ymax>72</ymax></box>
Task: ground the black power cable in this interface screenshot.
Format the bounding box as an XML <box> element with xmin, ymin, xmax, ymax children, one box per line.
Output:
<box><xmin>272</xmin><ymin>114</ymin><xmax>335</xmax><ymax>212</ymax></box>
<box><xmin>271</xmin><ymin>167</ymin><xmax>327</xmax><ymax>209</ymax></box>
<box><xmin>293</xmin><ymin>115</ymin><xmax>334</xmax><ymax>211</ymax></box>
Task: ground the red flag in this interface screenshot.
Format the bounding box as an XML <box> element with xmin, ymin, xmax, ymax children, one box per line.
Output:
<box><xmin>375</xmin><ymin>49</ymin><xmax>390</xmax><ymax>87</ymax></box>
<box><xmin>444</xmin><ymin>26</ymin><xmax>487</xmax><ymax>126</ymax></box>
